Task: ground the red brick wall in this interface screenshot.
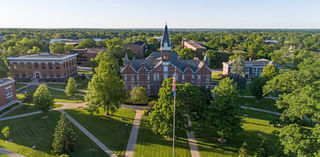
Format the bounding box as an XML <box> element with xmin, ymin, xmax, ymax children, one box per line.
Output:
<box><xmin>124</xmin><ymin>45</ymin><xmax>145</xmax><ymax>58</ymax></box>
<box><xmin>0</xmin><ymin>81</ymin><xmax>16</xmax><ymax>106</ymax></box>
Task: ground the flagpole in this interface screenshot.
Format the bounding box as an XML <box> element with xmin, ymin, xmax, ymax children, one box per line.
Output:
<box><xmin>172</xmin><ymin>68</ymin><xmax>176</xmax><ymax>157</ymax></box>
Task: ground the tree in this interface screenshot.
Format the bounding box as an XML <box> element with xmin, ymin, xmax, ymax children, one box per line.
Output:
<box><xmin>65</xmin><ymin>77</ymin><xmax>77</xmax><ymax>98</ymax></box>
<box><xmin>85</xmin><ymin>60</ymin><xmax>125</xmax><ymax>115</ymax></box>
<box><xmin>0</xmin><ymin>58</ymin><xmax>9</xmax><ymax>78</ymax></box>
<box><xmin>261</xmin><ymin>64</ymin><xmax>278</xmax><ymax>80</ymax></box>
<box><xmin>254</xmin><ymin>140</ymin><xmax>268</xmax><ymax>157</ymax></box>
<box><xmin>1</xmin><ymin>126</ymin><xmax>10</xmax><ymax>140</ymax></box>
<box><xmin>27</xmin><ymin>46</ymin><xmax>41</xmax><ymax>53</ymax></box>
<box><xmin>238</xmin><ymin>142</ymin><xmax>248</xmax><ymax>157</ymax></box>
<box><xmin>209</xmin><ymin>77</ymin><xmax>242</xmax><ymax>139</ymax></box>
<box><xmin>177</xmin><ymin>48</ymin><xmax>197</xmax><ymax>59</ymax></box>
<box><xmin>248</xmin><ymin>77</ymin><xmax>267</xmax><ymax>100</ymax></box>
<box><xmin>231</xmin><ymin>55</ymin><xmax>245</xmax><ymax>78</ymax></box>
<box><xmin>50</xmin><ymin>42</ymin><xmax>65</xmax><ymax>53</ymax></box>
<box><xmin>52</xmin><ymin>114</ymin><xmax>77</xmax><ymax>155</ymax></box>
<box><xmin>33</xmin><ymin>85</ymin><xmax>54</xmax><ymax>113</ymax></box>
<box><xmin>77</xmin><ymin>39</ymin><xmax>96</xmax><ymax>49</ymax></box>
<box><xmin>89</xmin><ymin>52</ymin><xmax>119</xmax><ymax>71</ymax></box>
<box><xmin>130</xmin><ymin>86</ymin><xmax>148</xmax><ymax>104</ymax></box>
<box><xmin>149</xmin><ymin>78</ymin><xmax>186</xmax><ymax>137</ymax></box>
<box><xmin>64</xmin><ymin>44</ymin><xmax>74</xmax><ymax>52</ymax></box>
<box><xmin>96</xmin><ymin>40</ymin><xmax>106</xmax><ymax>48</ymax></box>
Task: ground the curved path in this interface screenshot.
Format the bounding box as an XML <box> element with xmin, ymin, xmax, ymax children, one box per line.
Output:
<box><xmin>0</xmin><ymin>147</ymin><xmax>25</xmax><ymax>157</ymax></box>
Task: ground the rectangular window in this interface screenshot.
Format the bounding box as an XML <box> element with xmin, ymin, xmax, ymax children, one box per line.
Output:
<box><xmin>136</xmin><ymin>74</ymin><xmax>139</xmax><ymax>81</ymax></box>
<box><xmin>55</xmin><ymin>62</ymin><xmax>60</xmax><ymax>69</ymax></box>
<box><xmin>42</xmin><ymin>63</ymin><xmax>46</xmax><ymax>69</ymax></box>
<box><xmin>131</xmin><ymin>84</ymin><xmax>134</xmax><ymax>90</ymax></box>
<box><xmin>5</xmin><ymin>86</ymin><xmax>13</xmax><ymax>96</ymax></box>
<box><xmin>28</xmin><ymin>63</ymin><xmax>32</xmax><ymax>69</ymax></box>
<box><xmin>131</xmin><ymin>75</ymin><xmax>134</xmax><ymax>82</ymax></box>
<box><xmin>34</xmin><ymin>63</ymin><xmax>39</xmax><ymax>69</ymax></box>
<box><xmin>48</xmin><ymin>63</ymin><xmax>53</xmax><ymax>69</ymax></box>
<box><xmin>124</xmin><ymin>75</ymin><xmax>127</xmax><ymax>81</ymax></box>
<box><xmin>197</xmin><ymin>75</ymin><xmax>201</xmax><ymax>83</ymax></box>
<box><xmin>153</xmin><ymin>74</ymin><xmax>156</xmax><ymax>81</ymax></box>
<box><xmin>164</xmin><ymin>73</ymin><xmax>168</xmax><ymax>79</ymax></box>
<box><xmin>164</xmin><ymin>66</ymin><xmax>168</xmax><ymax>72</ymax></box>
<box><xmin>206</xmin><ymin>75</ymin><xmax>210</xmax><ymax>82</ymax></box>
<box><xmin>192</xmin><ymin>74</ymin><xmax>195</xmax><ymax>83</ymax></box>
<box><xmin>147</xmin><ymin>74</ymin><xmax>150</xmax><ymax>81</ymax></box>
<box><xmin>176</xmin><ymin>73</ymin><xmax>179</xmax><ymax>80</ymax></box>
<box><xmin>147</xmin><ymin>84</ymin><xmax>150</xmax><ymax>89</ymax></box>
<box><xmin>13</xmin><ymin>63</ymin><xmax>17</xmax><ymax>69</ymax></box>
<box><xmin>182</xmin><ymin>74</ymin><xmax>185</xmax><ymax>81</ymax></box>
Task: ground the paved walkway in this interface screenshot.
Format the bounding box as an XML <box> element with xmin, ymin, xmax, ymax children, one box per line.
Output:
<box><xmin>240</xmin><ymin>106</ymin><xmax>282</xmax><ymax>116</ymax></box>
<box><xmin>241</xmin><ymin>95</ymin><xmax>278</xmax><ymax>100</ymax></box>
<box><xmin>125</xmin><ymin>110</ymin><xmax>143</xmax><ymax>157</ymax></box>
<box><xmin>0</xmin><ymin>103</ymin><xmax>23</xmax><ymax>118</ymax></box>
<box><xmin>0</xmin><ymin>111</ymin><xmax>43</xmax><ymax>121</ymax></box>
<box><xmin>59</xmin><ymin>110</ymin><xmax>117</xmax><ymax>157</ymax></box>
<box><xmin>0</xmin><ymin>148</ymin><xmax>25</xmax><ymax>157</ymax></box>
<box><xmin>185</xmin><ymin>115</ymin><xmax>200</xmax><ymax>157</ymax></box>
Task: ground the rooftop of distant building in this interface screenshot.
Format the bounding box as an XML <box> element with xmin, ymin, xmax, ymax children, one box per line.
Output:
<box><xmin>0</xmin><ymin>78</ymin><xmax>15</xmax><ymax>87</ymax></box>
<box><xmin>182</xmin><ymin>39</ymin><xmax>206</xmax><ymax>49</ymax></box>
<box><xmin>7</xmin><ymin>52</ymin><xmax>77</xmax><ymax>60</ymax></box>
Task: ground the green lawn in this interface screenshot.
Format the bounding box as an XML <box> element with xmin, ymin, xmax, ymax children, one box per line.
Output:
<box><xmin>194</xmin><ymin>109</ymin><xmax>279</xmax><ymax>157</ymax></box>
<box><xmin>47</xmin><ymin>84</ymin><xmax>66</xmax><ymax>89</ymax></box>
<box><xmin>212</xmin><ymin>71</ymin><xmax>223</xmax><ymax>80</ymax></box>
<box><xmin>49</xmin><ymin>89</ymin><xmax>84</xmax><ymax>103</ymax></box>
<box><xmin>239</xmin><ymin>86</ymin><xmax>252</xmax><ymax>96</ymax></box>
<box><xmin>65</xmin><ymin>108</ymin><xmax>136</xmax><ymax>157</ymax></box>
<box><xmin>78</xmin><ymin>70</ymin><xmax>93</xmax><ymax>75</ymax></box>
<box><xmin>135</xmin><ymin>116</ymin><xmax>191</xmax><ymax>157</ymax></box>
<box><xmin>3</xmin><ymin>103</ymin><xmax>63</xmax><ymax>118</ymax></box>
<box><xmin>239</xmin><ymin>97</ymin><xmax>280</xmax><ymax>112</ymax></box>
<box><xmin>15</xmin><ymin>83</ymin><xmax>27</xmax><ymax>90</ymax></box>
<box><xmin>0</xmin><ymin>111</ymin><xmax>107</xmax><ymax>157</ymax></box>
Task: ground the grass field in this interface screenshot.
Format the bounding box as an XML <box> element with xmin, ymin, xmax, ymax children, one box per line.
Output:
<box><xmin>239</xmin><ymin>97</ymin><xmax>279</xmax><ymax>112</ymax></box>
<box><xmin>0</xmin><ymin>111</ymin><xmax>107</xmax><ymax>157</ymax></box>
<box><xmin>15</xmin><ymin>83</ymin><xmax>27</xmax><ymax>90</ymax></box>
<box><xmin>65</xmin><ymin>108</ymin><xmax>136</xmax><ymax>157</ymax></box>
<box><xmin>194</xmin><ymin>109</ymin><xmax>279</xmax><ymax>157</ymax></box>
<box><xmin>212</xmin><ymin>71</ymin><xmax>223</xmax><ymax>80</ymax></box>
<box><xmin>47</xmin><ymin>84</ymin><xmax>66</xmax><ymax>89</ymax></box>
<box><xmin>3</xmin><ymin>103</ymin><xmax>63</xmax><ymax>118</ymax></box>
<box><xmin>135</xmin><ymin>116</ymin><xmax>191</xmax><ymax>157</ymax></box>
<box><xmin>78</xmin><ymin>70</ymin><xmax>93</xmax><ymax>75</ymax></box>
<box><xmin>49</xmin><ymin>89</ymin><xmax>84</xmax><ymax>103</ymax></box>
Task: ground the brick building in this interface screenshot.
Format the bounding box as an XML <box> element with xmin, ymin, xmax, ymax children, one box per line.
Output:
<box><xmin>182</xmin><ymin>38</ymin><xmax>207</xmax><ymax>58</ymax></box>
<box><xmin>121</xmin><ymin>25</ymin><xmax>212</xmax><ymax>96</ymax></box>
<box><xmin>0</xmin><ymin>78</ymin><xmax>17</xmax><ymax>107</ymax></box>
<box><xmin>7</xmin><ymin>53</ymin><xmax>77</xmax><ymax>82</ymax></box>
<box><xmin>222</xmin><ymin>58</ymin><xmax>283</xmax><ymax>80</ymax></box>
<box><xmin>69</xmin><ymin>48</ymin><xmax>105</xmax><ymax>66</ymax></box>
<box><xmin>123</xmin><ymin>41</ymin><xmax>146</xmax><ymax>58</ymax></box>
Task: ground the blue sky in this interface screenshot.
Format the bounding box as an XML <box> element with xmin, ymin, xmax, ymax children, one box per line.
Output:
<box><xmin>0</xmin><ymin>0</ymin><xmax>319</xmax><ymax>28</ymax></box>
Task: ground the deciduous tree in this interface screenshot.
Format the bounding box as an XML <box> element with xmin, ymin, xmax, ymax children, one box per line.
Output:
<box><xmin>65</xmin><ymin>77</ymin><xmax>77</xmax><ymax>98</ymax></box>
<box><xmin>33</xmin><ymin>85</ymin><xmax>54</xmax><ymax>113</ymax></box>
<box><xmin>130</xmin><ymin>86</ymin><xmax>148</xmax><ymax>104</ymax></box>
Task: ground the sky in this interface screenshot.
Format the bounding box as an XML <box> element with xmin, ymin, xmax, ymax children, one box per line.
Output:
<box><xmin>0</xmin><ymin>0</ymin><xmax>320</xmax><ymax>29</ymax></box>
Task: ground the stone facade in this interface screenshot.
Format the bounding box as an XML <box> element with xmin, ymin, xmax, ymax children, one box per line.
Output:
<box><xmin>223</xmin><ymin>58</ymin><xmax>283</xmax><ymax>80</ymax></box>
<box><xmin>121</xmin><ymin>25</ymin><xmax>212</xmax><ymax>96</ymax></box>
<box><xmin>7</xmin><ymin>53</ymin><xmax>77</xmax><ymax>82</ymax></box>
<box><xmin>0</xmin><ymin>79</ymin><xmax>16</xmax><ymax>107</ymax></box>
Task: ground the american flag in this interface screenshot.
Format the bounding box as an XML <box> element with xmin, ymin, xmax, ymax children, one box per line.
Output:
<box><xmin>172</xmin><ymin>73</ymin><xmax>176</xmax><ymax>96</ymax></box>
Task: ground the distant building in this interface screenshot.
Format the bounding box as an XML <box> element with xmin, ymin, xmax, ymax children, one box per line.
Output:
<box><xmin>50</xmin><ymin>39</ymin><xmax>82</xmax><ymax>46</ymax></box>
<box><xmin>7</xmin><ymin>53</ymin><xmax>77</xmax><ymax>82</ymax></box>
<box><xmin>181</xmin><ymin>38</ymin><xmax>207</xmax><ymax>58</ymax></box>
<box><xmin>121</xmin><ymin>25</ymin><xmax>212</xmax><ymax>96</ymax></box>
<box><xmin>264</xmin><ymin>40</ymin><xmax>278</xmax><ymax>44</ymax></box>
<box><xmin>123</xmin><ymin>41</ymin><xmax>146</xmax><ymax>58</ymax></box>
<box><xmin>222</xmin><ymin>58</ymin><xmax>282</xmax><ymax>80</ymax></box>
<box><xmin>0</xmin><ymin>78</ymin><xmax>17</xmax><ymax>107</ymax></box>
<box><xmin>69</xmin><ymin>48</ymin><xmax>105</xmax><ymax>66</ymax></box>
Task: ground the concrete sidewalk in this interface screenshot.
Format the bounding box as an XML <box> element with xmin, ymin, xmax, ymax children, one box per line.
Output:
<box><xmin>60</xmin><ymin>110</ymin><xmax>117</xmax><ymax>157</ymax></box>
<box><xmin>125</xmin><ymin>110</ymin><xmax>142</xmax><ymax>157</ymax></box>
<box><xmin>0</xmin><ymin>111</ymin><xmax>43</xmax><ymax>121</ymax></box>
<box><xmin>0</xmin><ymin>148</ymin><xmax>25</xmax><ymax>157</ymax></box>
<box><xmin>185</xmin><ymin>115</ymin><xmax>200</xmax><ymax>157</ymax></box>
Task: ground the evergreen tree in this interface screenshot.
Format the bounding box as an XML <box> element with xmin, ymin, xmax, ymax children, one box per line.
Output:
<box><xmin>209</xmin><ymin>77</ymin><xmax>242</xmax><ymax>139</ymax></box>
<box><xmin>33</xmin><ymin>85</ymin><xmax>54</xmax><ymax>113</ymax></box>
<box><xmin>52</xmin><ymin>114</ymin><xmax>77</xmax><ymax>155</ymax></box>
<box><xmin>65</xmin><ymin>77</ymin><xmax>77</xmax><ymax>98</ymax></box>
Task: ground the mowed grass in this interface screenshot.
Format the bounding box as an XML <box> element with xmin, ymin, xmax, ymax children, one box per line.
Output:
<box><xmin>0</xmin><ymin>111</ymin><xmax>107</xmax><ymax>157</ymax></box>
<box><xmin>47</xmin><ymin>84</ymin><xmax>66</xmax><ymax>89</ymax></box>
<box><xmin>135</xmin><ymin>116</ymin><xmax>191</xmax><ymax>157</ymax></box>
<box><xmin>239</xmin><ymin>97</ymin><xmax>279</xmax><ymax>112</ymax></box>
<box><xmin>194</xmin><ymin>109</ymin><xmax>279</xmax><ymax>157</ymax></box>
<box><xmin>65</xmin><ymin>108</ymin><xmax>136</xmax><ymax>157</ymax></box>
<box><xmin>3</xmin><ymin>103</ymin><xmax>63</xmax><ymax>118</ymax></box>
<box><xmin>15</xmin><ymin>83</ymin><xmax>27</xmax><ymax>90</ymax></box>
<box><xmin>49</xmin><ymin>89</ymin><xmax>84</xmax><ymax>103</ymax></box>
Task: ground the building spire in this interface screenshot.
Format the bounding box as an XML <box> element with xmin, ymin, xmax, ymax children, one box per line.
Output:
<box><xmin>160</xmin><ymin>23</ymin><xmax>171</xmax><ymax>51</ymax></box>
<box><xmin>123</xmin><ymin>53</ymin><xmax>129</xmax><ymax>65</ymax></box>
<box><xmin>203</xmin><ymin>52</ymin><xmax>209</xmax><ymax>66</ymax></box>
